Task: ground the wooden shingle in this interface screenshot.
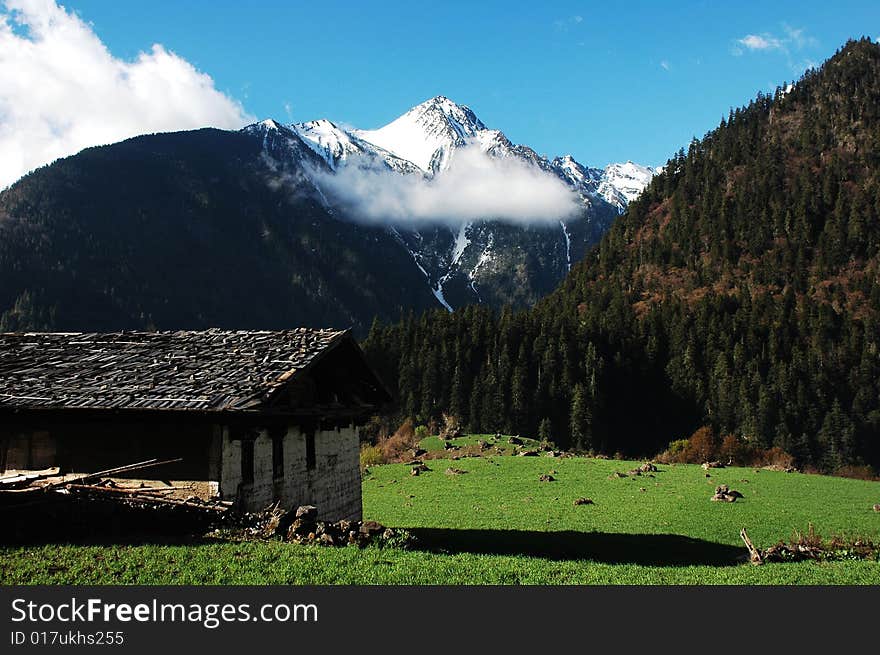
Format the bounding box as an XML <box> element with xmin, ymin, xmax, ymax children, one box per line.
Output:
<box><xmin>0</xmin><ymin>328</ymin><xmax>348</xmax><ymax>412</ymax></box>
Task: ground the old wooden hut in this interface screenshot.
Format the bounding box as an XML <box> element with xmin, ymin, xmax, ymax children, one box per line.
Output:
<box><xmin>0</xmin><ymin>329</ymin><xmax>390</xmax><ymax>520</ymax></box>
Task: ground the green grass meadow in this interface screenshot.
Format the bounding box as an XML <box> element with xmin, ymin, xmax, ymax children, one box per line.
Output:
<box><xmin>2</xmin><ymin>444</ymin><xmax>879</xmax><ymax>584</ymax></box>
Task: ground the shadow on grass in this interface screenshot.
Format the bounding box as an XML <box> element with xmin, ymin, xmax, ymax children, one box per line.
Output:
<box><xmin>0</xmin><ymin>498</ymin><xmax>224</xmax><ymax>546</ymax></box>
<box><xmin>408</xmin><ymin>528</ymin><xmax>745</xmax><ymax>566</ymax></box>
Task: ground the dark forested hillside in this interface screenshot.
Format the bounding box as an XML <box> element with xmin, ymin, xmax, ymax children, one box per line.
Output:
<box><xmin>0</xmin><ymin>121</ymin><xmax>619</xmax><ymax>334</ymax></box>
<box><xmin>0</xmin><ymin>129</ymin><xmax>439</xmax><ymax>333</ymax></box>
<box><xmin>364</xmin><ymin>39</ymin><xmax>880</xmax><ymax>471</ymax></box>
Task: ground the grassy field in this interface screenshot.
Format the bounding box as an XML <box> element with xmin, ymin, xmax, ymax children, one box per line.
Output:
<box><xmin>2</xmin><ymin>444</ymin><xmax>879</xmax><ymax>584</ymax></box>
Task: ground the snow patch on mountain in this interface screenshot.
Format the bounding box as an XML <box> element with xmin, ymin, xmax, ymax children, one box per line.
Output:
<box><xmin>293</xmin><ymin>118</ymin><xmax>420</xmax><ymax>174</ymax></box>
<box><xmin>560</xmin><ymin>221</ymin><xmax>572</xmax><ymax>271</ymax></box>
<box><xmin>451</xmin><ymin>222</ymin><xmax>471</xmax><ymax>265</ymax></box>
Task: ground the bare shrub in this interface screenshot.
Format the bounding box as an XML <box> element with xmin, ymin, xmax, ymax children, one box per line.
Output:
<box><xmin>378</xmin><ymin>418</ymin><xmax>418</xmax><ymax>462</ymax></box>
<box><xmin>657</xmin><ymin>427</ymin><xmax>718</xmax><ymax>464</ymax></box>
<box><xmin>754</xmin><ymin>446</ymin><xmax>795</xmax><ymax>470</ymax></box>
<box><xmin>719</xmin><ymin>433</ymin><xmax>750</xmax><ymax>464</ymax></box>
<box><xmin>686</xmin><ymin>426</ymin><xmax>719</xmax><ymax>463</ymax></box>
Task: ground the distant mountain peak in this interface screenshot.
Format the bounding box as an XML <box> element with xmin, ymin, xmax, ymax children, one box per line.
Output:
<box><xmin>352</xmin><ymin>96</ymin><xmax>487</xmax><ymax>173</ymax></box>
<box><xmin>257</xmin><ymin>118</ymin><xmax>282</xmax><ymax>130</ymax></box>
<box><xmin>410</xmin><ymin>95</ymin><xmax>486</xmax><ymax>130</ymax></box>
<box><xmin>242</xmin><ymin>96</ymin><xmax>658</xmax><ymax>209</ymax></box>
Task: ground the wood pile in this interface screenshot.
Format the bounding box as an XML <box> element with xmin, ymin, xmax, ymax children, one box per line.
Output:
<box><xmin>0</xmin><ymin>458</ymin><xmax>232</xmax><ymax>536</ymax></box>
<box><xmin>740</xmin><ymin>527</ymin><xmax>879</xmax><ymax>564</ymax></box>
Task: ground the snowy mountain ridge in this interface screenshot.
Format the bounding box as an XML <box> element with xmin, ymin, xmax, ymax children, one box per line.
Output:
<box><xmin>240</xmin><ymin>96</ymin><xmax>658</xmax><ymax>313</ymax></box>
<box><xmin>261</xmin><ymin>95</ymin><xmax>656</xmax><ymax>214</ymax></box>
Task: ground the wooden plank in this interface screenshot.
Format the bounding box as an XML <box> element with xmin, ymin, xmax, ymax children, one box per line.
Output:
<box><xmin>43</xmin><ymin>458</ymin><xmax>183</xmax><ymax>490</ymax></box>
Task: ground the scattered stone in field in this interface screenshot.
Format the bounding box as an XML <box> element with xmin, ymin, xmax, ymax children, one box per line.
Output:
<box><xmin>702</xmin><ymin>461</ymin><xmax>725</xmax><ymax>470</ymax></box>
<box><xmin>445</xmin><ymin>467</ymin><xmax>467</xmax><ymax>476</ymax></box>
<box><xmin>639</xmin><ymin>487</ymin><xmax>647</xmax><ymax>492</ymax></box>
<box><xmin>443</xmin><ymin>441</ymin><xmax>457</xmax><ymax>450</ymax></box>
<box><xmin>740</xmin><ymin>479</ymin><xmax>749</xmax><ymax>483</ymax></box>
<box><xmin>647</xmin><ymin>474</ymin><xmax>655</xmax><ymax>478</ymax></box>
<box><xmin>359</xmin><ymin>520</ymin><xmax>384</xmax><ymax>537</ymax></box>
<box><xmin>873</xmin><ymin>504</ymin><xmax>880</xmax><ymax>512</ymax></box>
<box><xmin>518</xmin><ymin>450</ymin><xmax>539</xmax><ymax>457</ymax></box>
<box><xmin>412</xmin><ymin>463</ymin><xmax>430</xmax><ymax>473</ymax></box>
<box><xmin>410</xmin><ymin>467</ymin><xmax>420</xmax><ymax>477</ymax></box>
<box><xmin>573</xmin><ymin>497</ymin><xmax>594</xmax><ymax>506</ymax></box>
<box><xmin>705</xmin><ymin>473</ymin><xmax>712</xmax><ymax>478</ymax></box>
<box><xmin>545</xmin><ymin>451</ymin><xmax>559</xmax><ymax>457</ymax></box>
<box><xmin>626</xmin><ymin>468</ymin><xmax>643</xmax><ymax>476</ymax></box>
<box><xmin>538</xmin><ymin>474</ymin><xmax>555</xmax><ymax>482</ymax></box>
<box><xmin>609</xmin><ymin>472</ymin><xmax>627</xmax><ymax>479</ymax></box>
<box><xmin>639</xmin><ymin>462</ymin><xmax>658</xmax><ymax>473</ymax></box>
<box><xmin>508</xmin><ymin>436</ymin><xmax>523</xmax><ymax>445</ymax></box>
<box><xmin>411</xmin><ymin>448</ymin><xmax>427</xmax><ymax>458</ymax></box>
<box><xmin>296</xmin><ymin>505</ymin><xmax>318</xmax><ymax>522</ymax></box>
<box><xmin>711</xmin><ymin>484</ymin><xmax>744</xmax><ymax>502</ymax></box>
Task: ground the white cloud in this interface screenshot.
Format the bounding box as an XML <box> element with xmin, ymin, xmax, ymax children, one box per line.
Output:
<box><xmin>660</xmin><ymin>60</ymin><xmax>670</xmax><ymax>71</ymax></box>
<box><xmin>782</xmin><ymin>24</ymin><xmax>818</xmax><ymax>50</ymax></box>
<box><xmin>554</xmin><ymin>15</ymin><xmax>584</xmax><ymax>32</ymax></box>
<box><xmin>0</xmin><ymin>0</ymin><xmax>253</xmax><ymax>189</ymax></box>
<box><xmin>310</xmin><ymin>146</ymin><xmax>579</xmax><ymax>226</ymax></box>
<box><xmin>734</xmin><ymin>25</ymin><xmax>818</xmax><ymax>58</ymax></box>
<box><xmin>733</xmin><ymin>25</ymin><xmax>821</xmax><ymax>75</ymax></box>
<box><xmin>738</xmin><ymin>34</ymin><xmax>784</xmax><ymax>51</ymax></box>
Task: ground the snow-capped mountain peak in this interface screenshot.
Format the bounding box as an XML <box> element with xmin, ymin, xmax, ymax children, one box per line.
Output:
<box><xmin>599</xmin><ymin>161</ymin><xmax>657</xmax><ymax>206</ymax></box>
<box><xmin>354</xmin><ymin>95</ymin><xmax>486</xmax><ymax>174</ymax></box>
<box><xmin>552</xmin><ymin>154</ymin><xmax>602</xmax><ymax>189</ymax></box>
<box><xmin>243</xmin><ymin>98</ymin><xmax>659</xmax><ymax>213</ymax></box>
<box><xmin>239</xmin><ymin>96</ymin><xmax>661</xmax><ymax>315</ymax></box>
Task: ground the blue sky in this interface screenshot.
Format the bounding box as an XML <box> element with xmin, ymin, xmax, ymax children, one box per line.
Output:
<box><xmin>5</xmin><ymin>1</ymin><xmax>880</xmax><ymax>176</ymax></box>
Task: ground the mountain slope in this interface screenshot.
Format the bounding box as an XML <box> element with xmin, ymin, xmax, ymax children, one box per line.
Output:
<box><xmin>363</xmin><ymin>39</ymin><xmax>880</xmax><ymax>471</ymax></box>
<box><xmin>0</xmin><ymin>94</ymin><xmax>653</xmax><ymax>334</ymax></box>
<box><xmin>0</xmin><ymin>129</ymin><xmax>439</xmax><ymax>333</ymax></box>
<box><xmin>268</xmin><ymin>96</ymin><xmax>652</xmax><ymax>308</ymax></box>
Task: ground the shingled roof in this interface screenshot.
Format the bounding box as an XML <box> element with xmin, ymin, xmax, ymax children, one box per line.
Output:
<box><xmin>0</xmin><ymin>328</ymin><xmax>352</xmax><ymax>412</ymax></box>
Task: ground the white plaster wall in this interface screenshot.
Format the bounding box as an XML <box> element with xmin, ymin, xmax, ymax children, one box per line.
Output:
<box><xmin>219</xmin><ymin>423</ymin><xmax>362</xmax><ymax>521</ymax></box>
